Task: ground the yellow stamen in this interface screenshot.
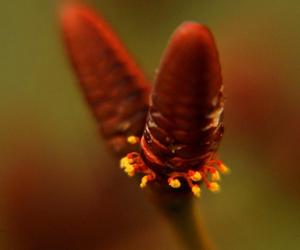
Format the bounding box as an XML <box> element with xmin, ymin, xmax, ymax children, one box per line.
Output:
<box><xmin>208</xmin><ymin>182</ymin><xmax>220</xmax><ymax>192</ymax></box>
<box><xmin>192</xmin><ymin>185</ymin><xmax>201</xmax><ymax>197</ymax></box>
<box><xmin>140</xmin><ymin>175</ymin><xmax>149</xmax><ymax>188</ymax></box>
<box><xmin>190</xmin><ymin>171</ymin><xmax>202</xmax><ymax>182</ymax></box>
<box><xmin>120</xmin><ymin>156</ymin><xmax>129</xmax><ymax>169</ymax></box>
<box><xmin>127</xmin><ymin>136</ymin><xmax>139</xmax><ymax>145</ymax></box>
<box><xmin>211</xmin><ymin>171</ymin><xmax>220</xmax><ymax>181</ymax></box>
<box><xmin>120</xmin><ymin>156</ymin><xmax>135</xmax><ymax>177</ymax></box>
<box><xmin>120</xmin><ymin>155</ymin><xmax>137</xmax><ymax>177</ymax></box>
<box><xmin>169</xmin><ymin>178</ymin><xmax>181</xmax><ymax>188</ymax></box>
<box><xmin>124</xmin><ymin>164</ymin><xmax>135</xmax><ymax>177</ymax></box>
<box><xmin>218</xmin><ymin>163</ymin><xmax>230</xmax><ymax>174</ymax></box>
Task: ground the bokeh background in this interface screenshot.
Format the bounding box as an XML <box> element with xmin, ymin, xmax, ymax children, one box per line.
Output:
<box><xmin>1</xmin><ymin>0</ymin><xmax>299</xmax><ymax>249</ymax></box>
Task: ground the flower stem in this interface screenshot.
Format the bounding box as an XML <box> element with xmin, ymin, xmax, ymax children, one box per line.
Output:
<box><xmin>153</xmin><ymin>193</ymin><xmax>215</xmax><ymax>250</ymax></box>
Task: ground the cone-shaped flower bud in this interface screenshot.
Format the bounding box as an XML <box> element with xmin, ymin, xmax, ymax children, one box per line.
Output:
<box><xmin>121</xmin><ymin>22</ymin><xmax>228</xmax><ymax>197</ymax></box>
<box><xmin>60</xmin><ymin>4</ymin><xmax>150</xmax><ymax>155</ymax></box>
<box><xmin>143</xmin><ymin>22</ymin><xmax>224</xmax><ymax>170</ymax></box>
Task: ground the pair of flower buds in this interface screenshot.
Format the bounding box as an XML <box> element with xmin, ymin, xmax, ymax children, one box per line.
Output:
<box><xmin>61</xmin><ymin>4</ymin><xmax>229</xmax><ymax>198</ymax></box>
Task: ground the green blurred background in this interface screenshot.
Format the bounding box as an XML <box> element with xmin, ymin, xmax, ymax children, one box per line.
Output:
<box><xmin>0</xmin><ymin>0</ymin><xmax>299</xmax><ymax>249</ymax></box>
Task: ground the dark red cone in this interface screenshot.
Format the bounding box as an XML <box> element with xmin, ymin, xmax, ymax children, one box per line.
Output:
<box><xmin>60</xmin><ymin>4</ymin><xmax>150</xmax><ymax>155</ymax></box>
<box><xmin>141</xmin><ymin>22</ymin><xmax>224</xmax><ymax>174</ymax></box>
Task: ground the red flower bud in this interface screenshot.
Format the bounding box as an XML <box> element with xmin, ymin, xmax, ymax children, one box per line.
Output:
<box><xmin>121</xmin><ymin>23</ymin><xmax>228</xmax><ymax>197</ymax></box>
<box><xmin>60</xmin><ymin>3</ymin><xmax>229</xmax><ymax>197</ymax></box>
<box><xmin>60</xmin><ymin>4</ymin><xmax>150</xmax><ymax>155</ymax></box>
<box><xmin>143</xmin><ymin>22</ymin><xmax>224</xmax><ymax>169</ymax></box>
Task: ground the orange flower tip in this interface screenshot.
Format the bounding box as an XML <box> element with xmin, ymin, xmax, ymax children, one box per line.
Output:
<box><xmin>140</xmin><ymin>175</ymin><xmax>149</xmax><ymax>189</ymax></box>
<box><xmin>127</xmin><ymin>136</ymin><xmax>140</xmax><ymax>145</ymax></box>
<box><xmin>189</xmin><ymin>171</ymin><xmax>202</xmax><ymax>182</ymax></box>
<box><xmin>192</xmin><ymin>185</ymin><xmax>201</xmax><ymax>198</ymax></box>
<box><xmin>208</xmin><ymin>182</ymin><xmax>220</xmax><ymax>193</ymax></box>
<box><xmin>219</xmin><ymin>163</ymin><xmax>230</xmax><ymax>175</ymax></box>
<box><xmin>211</xmin><ymin>171</ymin><xmax>221</xmax><ymax>181</ymax></box>
<box><xmin>176</xmin><ymin>22</ymin><xmax>210</xmax><ymax>41</ymax></box>
<box><xmin>168</xmin><ymin>178</ymin><xmax>181</xmax><ymax>189</ymax></box>
<box><xmin>60</xmin><ymin>3</ymin><xmax>83</xmax><ymax>22</ymax></box>
<box><xmin>173</xmin><ymin>21</ymin><xmax>216</xmax><ymax>54</ymax></box>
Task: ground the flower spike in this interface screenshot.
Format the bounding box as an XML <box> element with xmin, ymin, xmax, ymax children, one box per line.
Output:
<box><xmin>60</xmin><ymin>4</ymin><xmax>150</xmax><ymax>156</ymax></box>
<box><xmin>60</xmin><ymin>3</ymin><xmax>229</xmax><ymax>198</ymax></box>
<box><xmin>121</xmin><ymin>22</ymin><xmax>229</xmax><ymax>197</ymax></box>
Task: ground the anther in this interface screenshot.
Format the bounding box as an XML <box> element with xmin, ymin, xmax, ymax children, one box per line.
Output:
<box><xmin>192</xmin><ymin>185</ymin><xmax>201</xmax><ymax>197</ymax></box>
<box><xmin>140</xmin><ymin>175</ymin><xmax>149</xmax><ymax>188</ymax></box>
<box><xmin>208</xmin><ymin>182</ymin><xmax>220</xmax><ymax>192</ymax></box>
<box><xmin>127</xmin><ymin>136</ymin><xmax>140</xmax><ymax>145</ymax></box>
<box><xmin>124</xmin><ymin>164</ymin><xmax>135</xmax><ymax>177</ymax></box>
<box><xmin>211</xmin><ymin>171</ymin><xmax>220</xmax><ymax>181</ymax></box>
<box><xmin>218</xmin><ymin>162</ymin><xmax>230</xmax><ymax>174</ymax></box>
<box><xmin>189</xmin><ymin>171</ymin><xmax>202</xmax><ymax>182</ymax></box>
<box><xmin>168</xmin><ymin>178</ymin><xmax>181</xmax><ymax>188</ymax></box>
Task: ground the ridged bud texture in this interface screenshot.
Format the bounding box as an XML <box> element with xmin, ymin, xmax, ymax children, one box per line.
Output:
<box><xmin>141</xmin><ymin>23</ymin><xmax>224</xmax><ymax>174</ymax></box>
<box><xmin>61</xmin><ymin>5</ymin><xmax>150</xmax><ymax>155</ymax></box>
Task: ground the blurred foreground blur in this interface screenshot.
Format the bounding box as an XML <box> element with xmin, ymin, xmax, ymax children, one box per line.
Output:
<box><xmin>0</xmin><ymin>0</ymin><xmax>299</xmax><ymax>249</ymax></box>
